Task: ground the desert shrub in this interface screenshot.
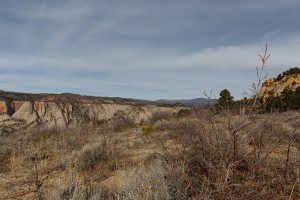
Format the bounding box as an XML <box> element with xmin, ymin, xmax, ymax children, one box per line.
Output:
<box><xmin>150</xmin><ymin>110</ymin><xmax>173</xmax><ymax>123</ymax></box>
<box><xmin>10</xmin><ymin>144</ymin><xmax>51</xmax><ymax>172</ymax></box>
<box><xmin>263</xmin><ymin>86</ymin><xmax>300</xmax><ymax>112</ymax></box>
<box><xmin>116</xmin><ymin>162</ymin><xmax>171</xmax><ymax>200</ymax></box>
<box><xmin>88</xmin><ymin>190</ymin><xmax>116</xmax><ymax>200</ymax></box>
<box><xmin>142</xmin><ymin>125</ymin><xmax>155</xmax><ymax>134</ymax></box>
<box><xmin>92</xmin><ymin>118</ymin><xmax>107</xmax><ymax>127</ymax></box>
<box><xmin>52</xmin><ymin>162</ymin><xmax>172</xmax><ymax>200</ymax></box>
<box><xmin>155</xmin><ymin>118</ymin><xmax>202</xmax><ymax>140</ymax></box>
<box><xmin>76</xmin><ymin>136</ymin><xmax>107</xmax><ymax>171</ymax></box>
<box><xmin>6</xmin><ymin>145</ymin><xmax>54</xmax><ymax>199</ymax></box>
<box><xmin>153</xmin><ymin>119</ymin><xmax>171</xmax><ymax>131</ymax></box>
<box><xmin>53</xmin><ymin>155</ymin><xmax>68</xmax><ymax>171</ymax></box>
<box><xmin>275</xmin><ymin>67</ymin><xmax>300</xmax><ymax>81</ymax></box>
<box><xmin>162</xmin><ymin>113</ymin><xmax>293</xmax><ymax>199</ymax></box>
<box><xmin>110</xmin><ymin>110</ymin><xmax>135</xmax><ymax>132</ymax></box>
<box><xmin>50</xmin><ymin>171</ymin><xmax>92</xmax><ymax>200</ymax></box>
<box><xmin>175</xmin><ymin>108</ymin><xmax>191</xmax><ymax>118</ymax></box>
<box><xmin>9</xmin><ymin>153</ymin><xmax>26</xmax><ymax>172</ymax></box>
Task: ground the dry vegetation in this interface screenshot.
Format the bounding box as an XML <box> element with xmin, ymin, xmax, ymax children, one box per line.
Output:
<box><xmin>0</xmin><ymin>46</ymin><xmax>300</xmax><ymax>199</ymax></box>
<box><xmin>0</xmin><ymin>106</ymin><xmax>299</xmax><ymax>200</ymax></box>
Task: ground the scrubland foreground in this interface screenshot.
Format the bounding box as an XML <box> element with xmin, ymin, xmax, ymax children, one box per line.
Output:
<box><xmin>0</xmin><ymin>106</ymin><xmax>300</xmax><ymax>200</ymax></box>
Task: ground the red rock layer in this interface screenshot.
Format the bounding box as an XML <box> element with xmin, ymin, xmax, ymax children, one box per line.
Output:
<box><xmin>0</xmin><ymin>101</ymin><xmax>7</xmax><ymax>114</ymax></box>
<box><xmin>34</xmin><ymin>101</ymin><xmax>42</xmax><ymax>112</ymax></box>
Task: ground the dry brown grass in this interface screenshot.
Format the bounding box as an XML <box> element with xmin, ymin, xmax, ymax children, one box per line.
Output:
<box><xmin>0</xmin><ymin>107</ymin><xmax>300</xmax><ymax>199</ymax></box>
<box><xmin>166</xmin><ymin>113</ymin><xmax>300</xmax><ymax>199</ymax></box>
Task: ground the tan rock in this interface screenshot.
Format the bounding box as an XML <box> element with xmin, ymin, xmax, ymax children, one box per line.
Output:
<box><xmin>0</xmin><ymin>114</ymin><xmax>11</xmax><ymax>121</ymax></box>
<box><xmin>12</xmin><ymin>101</ymin><xmax>38</xmax><ymax>124</ymax></box>
<box><xmin>0</xmin><ymin>101</ymin><xmax>8</xmax><ymax>114</ymax></box>
<box><xmin>0</xmin><ymin>93</ymin><xmax>183</xmax><ymax>132</ymax></box>
<box><xmin>259</xmin><ymin>73</ymin><xmax>300</xmax><ymax>97</ymax></box>
<box><xmin>11</xmin><ymin>101</ymin><xmax>25</xmax><ymax>112</ymax></box>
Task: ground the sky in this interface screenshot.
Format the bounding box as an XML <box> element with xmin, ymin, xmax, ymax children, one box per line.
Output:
<box><xmin>1</xmin><ymin>0</ymin><xmax>300</xmax><ymax>100</ymax></box>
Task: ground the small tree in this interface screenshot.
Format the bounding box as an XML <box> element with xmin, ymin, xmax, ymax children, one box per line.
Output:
<box><xmin>218</xmin><ymin>89</ymin><xmax>234</xmax><ymax>110</ymax></box>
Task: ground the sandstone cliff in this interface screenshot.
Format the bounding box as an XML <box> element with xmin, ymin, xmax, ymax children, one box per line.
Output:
<box><xmin>259</xmin><ymin>73</ymin><xmax>300</xmax><ymax>97</ymax></box>
<box><xmin>0</xmin><ymin>91</ymin><xmax>182</xmax><ymax>134</ymax></box>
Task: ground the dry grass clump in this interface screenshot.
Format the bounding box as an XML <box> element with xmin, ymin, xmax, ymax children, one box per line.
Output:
<box><xmin>154</xmin><ymin>117</ymin><xmax>203</xmax><ymax>141</ymax></box>
<box><xmin>99</xmin><ymin>161</ymin><xmax>172</xmax><ymax>200</ymax></box>
<box><xmin>116</xmin><ymin>162</ymin><xmax>170</xmax><ymax>200</ymax></box>
<box><xmin>50</xmin><ymin>162</ymin><xmax>173</xmax><ymax>200</ymax></box>
<box><xmin>50</xmin><ymin>170</ymin><xmax>91</xmax><ymax>200</ymax></box>
<box><xmin>0</xmin><ymin>126</ymin><xmax>98</xmax><ymax>199</ymax></box>
<box><xmin>5</xmin><ymin>147</ymin><xmax>54</xmax><ymax>199</ymax></box>
<box><xmin>75</xmin><ymin>136</ymin><xmax>107</xmax><ymax>171</ymax></box>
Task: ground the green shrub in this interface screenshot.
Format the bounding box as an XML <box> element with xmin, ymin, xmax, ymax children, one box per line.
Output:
<box><xmin>92</xmin><ymin>118</ymin><xmax>106</xmax><ymax>127</ymax></box>
<box><xmin>142</xmin><ymin>125</ymin><xmax>155</xmax><ymax>134</ymax></box>
<box><xmin>275</xmin><ymin>67</ymin><xmax>300</xmax><ymax>81</ymax></box>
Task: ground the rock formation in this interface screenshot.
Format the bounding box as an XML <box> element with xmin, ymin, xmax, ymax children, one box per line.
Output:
<box><xmin>0</xmin><ymin>91</ymin><xmax>182</xmax><ymax>134</ymax></box>
<box><xmin>259</xmin><ymin>72</ymin><xmax>300</xmax><ymax>97</ymax></box>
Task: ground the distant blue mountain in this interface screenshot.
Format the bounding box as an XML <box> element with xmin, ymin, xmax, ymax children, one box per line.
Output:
<box><xmin>155</xmin><ymin>98</ymin><xmax>216</xmax><ymax>106</ymax></box>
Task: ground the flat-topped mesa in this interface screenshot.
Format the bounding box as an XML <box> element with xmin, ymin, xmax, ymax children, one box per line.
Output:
<box><xmin>259</xmin><ymin>67</ymin><xmax>300</xmax><ymax>98</ymax></box>
<box><xmin>0</xmin><ymin>91</ymin><xmax>183</xmax><ymax>133</ymax></box>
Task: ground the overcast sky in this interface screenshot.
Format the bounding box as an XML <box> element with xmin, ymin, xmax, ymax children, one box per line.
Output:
<box><xmin>1</xmin><ymin>0</ymin><xmax>300</xmax><ymax>100</ymax></box>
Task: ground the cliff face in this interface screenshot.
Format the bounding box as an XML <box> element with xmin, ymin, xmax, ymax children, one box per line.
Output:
<box><xmin>259</xmin><ymin>73</ymin><xmax>300</xmax><ymax>97</ymax></box>
<box><xmin>0</xmin><ymin>92</ymin><xmax>181</xmax><ymax>134</ymax></box>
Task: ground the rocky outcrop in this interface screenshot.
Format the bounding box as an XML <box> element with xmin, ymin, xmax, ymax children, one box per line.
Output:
<box><xmin>0</xmin><ymin>92</ymin><xmax>182</xmax><ymax>134</ymax></box>
<box><xmin>12</xmin><ymin>101</ymin><xmax>38</xmax><ymax>124</ymax></box>
<box><xmin>259</xmin><ymin>73</ymin><xmax>300</xmax><ymax>97</ymax></box>
<box><xmin>0</xmin><ymin>101</ymin><xmax>8</xmax><ymax>114</ymax></box>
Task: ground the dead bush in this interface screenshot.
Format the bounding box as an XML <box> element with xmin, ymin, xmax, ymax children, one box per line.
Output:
<box><xmin>50</xmin><ymin>170</ymin><xmax>91</xmax><ymax>200</ymax></box>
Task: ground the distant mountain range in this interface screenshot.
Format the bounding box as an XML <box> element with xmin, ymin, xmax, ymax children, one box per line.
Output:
<box><xmin>0</xmin><ymin>90</ymin><xmax>216</xmax><ymax>107</ymax></box>
<box><xmin>155</xmin><ymin>98</ymin><xmax>217</xmax><ymax>106</ymax></box>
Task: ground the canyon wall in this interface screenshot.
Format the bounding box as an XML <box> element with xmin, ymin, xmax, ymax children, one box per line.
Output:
<box><xmin>0</xmin><ymin>93</ymin><xmax>182</xmax><ymax>134</ymax></box>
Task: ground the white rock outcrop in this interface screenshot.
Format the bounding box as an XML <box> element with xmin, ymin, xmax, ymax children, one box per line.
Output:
<box><xmin>0</xmin><ymin>99</ymin><xmax>182</xmax><ymax>132</ymax></box>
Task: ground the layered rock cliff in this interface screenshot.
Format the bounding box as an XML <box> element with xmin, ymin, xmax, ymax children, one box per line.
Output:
<box><xmin>259</xmin><ymin>70</ymin><xmax>300</xmax><ymax>97</ymax></box>
<box><xmin>0</xmin><ymin>91</ymin><xmax>182</xmax><ymax>134</ymax></box>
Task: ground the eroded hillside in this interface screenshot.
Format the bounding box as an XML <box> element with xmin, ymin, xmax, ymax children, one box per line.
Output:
<box><xmin>0</xmin><ymin>91</ymin><xmax>181</xmax><ymax>134</ymax></box>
